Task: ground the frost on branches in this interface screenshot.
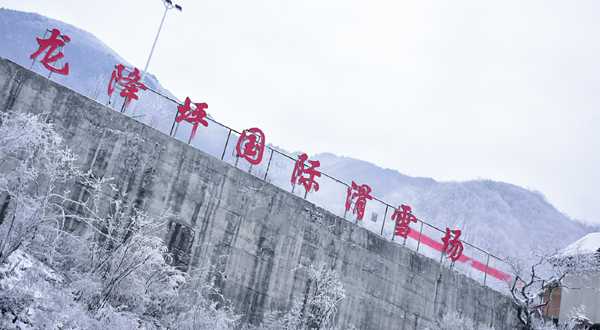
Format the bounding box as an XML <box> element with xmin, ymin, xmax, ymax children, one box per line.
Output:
<box><xmin>425</xmin><ymin>311</ymin><xmax>496</xmax><ymax>330</ymax></box>
<box><xmin>0</xmin><ymin>112</ymin><xmax>239</xmax><ymax>329</ymax></box>
<box><xmin>0</xmin><ymin>111</ymin><xmax>78</xmax><ymax>265</ymax></box>
<box><xmin>503</xmin><ymin>239</ymin><xmax>600</xmax><ymax>330</ymax></box>
<box><xmin>248</xmin><ymin>264</ymin><xmax>346</xmax><ymax>330</ymax></box>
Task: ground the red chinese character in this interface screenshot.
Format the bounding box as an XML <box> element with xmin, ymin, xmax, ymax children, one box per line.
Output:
<box><xmin>176</xmin><ymin>97</ymin><xmax>209</xmax><ymax>142</ymax></box>
<box><xmin>291</xmin><ymin>153</ymin><xmax>321</xmax><ymax>193</ymax></box>
<box><xmin>441</xmin><ymin>228</ymin><xmax>464</xmax><ymax>262</ymax></box>
<box><xmin>345</xmin><ymin>181</ymin><xmax>373</xmax><ymax>221</ymax></box>
<box><xmin>107</xmin><ymin>64</ymin><xmax>147</xmax><ymax>110</ymax></box>
<box><xmin>392</xmin><ymin>204</ymin><xmax>418</xmax><ymax>238</ymax></box>
<box><xmin>236</xmin><ymin>128</ymin><xmax>265</xmax><ymax>165</ymax></box>
<box><xmin>29</xmin><ymin>28</ymin><xmax>71</xmax><ymax>75</ymax></box>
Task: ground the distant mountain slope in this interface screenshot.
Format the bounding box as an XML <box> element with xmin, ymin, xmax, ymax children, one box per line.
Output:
<box><xmin>0</xmin><ymin>8</ymin><xmax>593</xmax><ymax>257</ymax></box>
<box><xmin>312</xmin><ymin>152</ymin><xmax>593</xmax><ymax>255</ymax></box>
<box><xmin>0</xmin><ymin>8</ymin><xmax>168</xmax><ymax>96</ymax></box>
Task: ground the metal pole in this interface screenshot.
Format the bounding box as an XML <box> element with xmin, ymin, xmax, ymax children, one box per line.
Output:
<box><xmin>416</xmin><ymin>222</ymin><xmax>424</xmax><ymax>252</ymax></box>
<box><xmin>221</xmin><ymin>129</ymin><xmax>232</xmax><ymax>160</ymax></box>
<box><xmin>141</xmin><ymin>4</ymin><xmax>170</xmax><ymax>84</ymax></box>
<box><xmin>392</xmin><ymin>209</ymin><xmax>398</xmax><ymax>242</ymax></box>
<box><xmin>30</xmin><ymin>29</ymin><xmax>50</xmax><ymax>70</ymax></box>
<box><xmin>170</xmin><ymin>111</ymin><xmax>179</xmax><ymax>136</ymax></box>
<box><xmin>483</xmin><ymin>253</ymin><xmax>490</xmax><ymax>286</ymax></box>
<box><xmin>380</xmin><ymin>205</ymin><xmax>388</xmax><ymax>236</ymax></box>
<box><xmin>343</xmin><ymin>185</ymin><xmax>350</xmax><ymax>219</ymax></box>
<box><xmin>173</xmin><ymin>122</ymin><xmax>180</xmax><ymax>137</ymax></box>
<box><xmin>120</xmin><ymin>97</ymin><xmax>128</xmax><ymax>113</ymax></box>
<box><xmin>263</xmin><ymin>149</ymin><xmax>274</xmax><ymax>180</ymax></box>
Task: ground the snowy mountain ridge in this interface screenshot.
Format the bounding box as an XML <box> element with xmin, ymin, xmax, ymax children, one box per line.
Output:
<box><xmin>0</xmin><ymin>7</ymin><xmax>593</xmax><ymax>257</ymax></box>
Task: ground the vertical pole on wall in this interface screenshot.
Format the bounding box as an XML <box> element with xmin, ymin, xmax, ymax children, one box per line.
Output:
<box><xmin>483</xmin><ymin>254</ymin><xmax>490</xmax><ymax>286</ymax></box>
<box><xmin>173</xmin><ymin>122</ymin><xmax>180</xmax><ymax>138</ymax></box>
<box><xmin>391</xmin><ymin>210</ymin><xmax>397</xmax><ymax>242</ymax></box>
<box><xmin>169</xmin><ymin>112</ymin><xmax>178</xmax><ymax>136</ymax></box>
<box><xmin>264</xmin><ymin>149</ymin><xmax>274</xmax><ymax>180</ymax></box>
<box><xmin>440</xmin><ymin>246</ymin><xmax>445</xmax><ymax>263</ymax></box>
<box><xmin>303</xmin><ymin>189</ymin><xmax>308</xmax><ymax>199</ymax></box>
<box><xmin>30</xmin><ymin>29</ymin><xmax>50</xmax><ymax>70</ymax></box>
<box><xmin>416</xmin><ymin>222</ymin><xmax>424</xmax><ymax>252</ymax></box>
<box><xmin>221</xmin><ymin>129</ymin><xmax>232</xmax><ymax>160</ymax></box>
<box><xmin>120</xmin><ymin>97</ymin><xmax>128</xmax><ymax>113</ymax></box>
<box><xmin>380</xmin><ymin>205</ymin><xmax>388</xmax><ymax>236</ymax></box>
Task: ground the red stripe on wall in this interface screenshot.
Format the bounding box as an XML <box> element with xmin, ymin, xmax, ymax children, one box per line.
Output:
<box><xmin>402</xmin><ymin>227</ymin><xmax>511</xmax><ymax>282</ymax></box>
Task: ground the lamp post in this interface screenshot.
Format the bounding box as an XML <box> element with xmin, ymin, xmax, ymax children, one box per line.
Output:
<box><xmin>140</xmin><ymin>0</ymin><xmax>182</xmax><ymax>84</ymax></box>
<box><xmin>130</xmin><ymin>0</ymin><xmax>181</xmax><ymax>117</ymax></box>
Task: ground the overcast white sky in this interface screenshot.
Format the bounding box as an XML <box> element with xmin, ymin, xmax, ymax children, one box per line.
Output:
<box><xmin>3</xmin><ymin>1</ymin><xmax>600</xmax><ymax>224</ymax></box>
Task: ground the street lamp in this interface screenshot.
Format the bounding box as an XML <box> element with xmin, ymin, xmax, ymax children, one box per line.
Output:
<box><xmin>140</xmin><ymin>0</ymin><xmax>182</xmax><ymax>84</ymax></box>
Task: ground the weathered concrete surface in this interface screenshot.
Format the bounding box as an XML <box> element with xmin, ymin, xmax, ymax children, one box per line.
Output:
<box><xmin>0</xmin><ymin>56</ymin><xmax>513</xmax><ymax>329</ymax></box>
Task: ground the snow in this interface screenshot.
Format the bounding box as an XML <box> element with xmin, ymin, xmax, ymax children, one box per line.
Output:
<box><xmin>561</xmin><ymin>232</ymin><xmax>600</xmax><ymax>256</ymax></box>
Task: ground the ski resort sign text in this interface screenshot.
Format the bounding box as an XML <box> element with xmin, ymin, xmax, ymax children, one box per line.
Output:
<box><xmin>28</xmin><ymin>27</ymin><xmax>510</xmax><ymax>274</ymax></box>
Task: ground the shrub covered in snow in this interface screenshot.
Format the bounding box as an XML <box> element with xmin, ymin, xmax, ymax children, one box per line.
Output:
<box><xmin>425</xmin><ymin>311</ymin><xmax>496</xmax><ymax>330</ymax></box>
<box><xmin>0</xmin><ymin>112</ymin><xmax>239</xmax><ymax>329</ymax></box>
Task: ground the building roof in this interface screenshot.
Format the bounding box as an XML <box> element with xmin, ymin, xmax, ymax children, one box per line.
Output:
<box><xmin>561</xmin><ymin>232</ymin><xmax>600</xmax><ymax>256</ymax></box>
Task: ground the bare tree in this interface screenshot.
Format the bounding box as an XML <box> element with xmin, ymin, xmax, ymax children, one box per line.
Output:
<box><xmin>425</xmin><ymin>311</ymin><xmax>496</xmax><ymax>330</ymax></box>
<box><xmin>252</xmin><ymin>264</ymin><xmax>346</xmax><ymax>330</ymax></box>
<box><xmin>133</xmin><ymin>90</ymin><xmax>173</xmax><ymax>130</ymax></box>
<box><xmin>0</xmin><ymin>111</ymin><xmax>78</xmax><ymax>265</ymax></box>
<box><xmin>0</xmin><ymin>112</ymin><xmax>241</xmax><ymax>329</ymax></box>
<box><xmin>503</xmin><ymin>239</ymin><xmax>600</xmax><ymax>330</ymax></box>
<box><xmin>86</xmin><ymin>72</ymin><xmax>108</xmax><ymax>103</ymax></box>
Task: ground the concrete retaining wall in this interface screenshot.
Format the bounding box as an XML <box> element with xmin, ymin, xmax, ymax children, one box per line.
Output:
<box><xmin>0</xmin><ymin>56</ymin><xmax>513</xmax><ymax>329</ymax></box>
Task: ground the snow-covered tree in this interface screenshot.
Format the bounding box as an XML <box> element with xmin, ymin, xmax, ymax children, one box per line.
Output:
<box><xmin>0</xmin><ymin>111</ymin><xmax>78</xmax><ymax>265</ymax></box>
<box><xmin>250</xmin><ymin>264</ymin><xmax>346</xmax><ymax>330</ymax></box>
<box><xmin>425</xmin><ymin>311</ymin><xmax>496</xmax><ymax>330</ymax></box>
<box><xmin>503</xmin><ymin>239</ymin><xmax>600</xmax><ymax>330</ymax></box>
<box><xmin>0</xmin><ymin>112</ymin><xmax>240</xmax><ymax>329</ymax></box>
<box><xmin>85</xmin><ymin>72</ymin><xmax>108</xmax><ymax>103</ymax></box>
<box><xmin>134</xmin><ymin>90</ymin><xmax>173</xmax><ymax>129</ymax></box>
